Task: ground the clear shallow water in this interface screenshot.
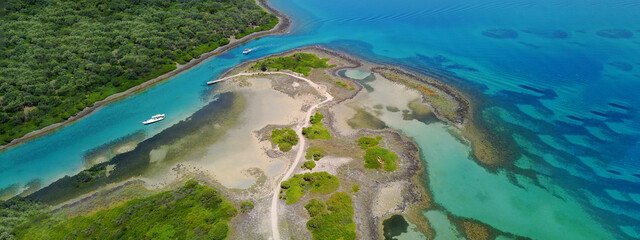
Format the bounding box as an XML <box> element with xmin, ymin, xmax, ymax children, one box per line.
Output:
<box><xmin>2</xmin><ymin>0</ymin><xmax>640</xmax><ymax>238</ymax></box>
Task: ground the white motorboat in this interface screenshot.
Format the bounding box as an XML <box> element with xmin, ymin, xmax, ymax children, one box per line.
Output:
<box><xmin>242</xmin><ymin>48</ymin><xmax>252</xmax><ymax>54</ymax></box>
<box><xmin>142</xmin><ymin>114</ymin><xmax>165</xmax><ymax>125</ymax></box>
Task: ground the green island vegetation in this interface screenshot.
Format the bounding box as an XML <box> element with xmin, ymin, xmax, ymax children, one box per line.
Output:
<box><xmin>0</xmin><ymin>0</ymin><xmax>278</xmax><ymax>145</ymax></box>
<box><xmin>271</xmin><ymin>128</ymin><xmax>299</xmax><ymax>152</ymax></box>
<box><xmin>303</xmin><ymin>160</ymin><xmax>317</xmax><ymax>170</ymax></box>
<box><xmin>351</xmin><ymin>185</ymin><xmax>360</xmax><ymax>193</ymax></box>
<box><xmin>358</xmin><ymin>137</ymin><xmax>398</xmax><ymax>172</ymax></box>
<box><xmin>302</xmin><ymin>111</ymin><xmax>331</xmax><ymax>140</ymax></box>
<box><xmin>305</xmin><ymin>192</ymin><xmax>356</xmax><ymax>240</ymax></box>
<box><xmin>305</xmin><ymin>146</ymin><xmax>327</xmax><ymax>161</ymax></box>
<box><xmin>240</xmin><ymin>201</ymin><xmax>254</xmax><ymax>213</ymax></box>
<box><xmin>12</xmin><ymin>180</ymin><xmax>237</xmax><ymax>239</ymax></box>
<box><xmin>364</xmin><ymin>146</ymin><xmax>398</xmax><ymax>172</ymax></box>
<box><xmin>279</xmin><ymin>172</ymin><xmax>339</xmax><ymax>204</ymax></box>
<box><xmin>250</xmin><ymin>53</ymin><xmax>334</xmax><ymax>76</ymax></box>
<box><xmin>357</xmin><ymin>136</ymin><xmax>381</xmax><ymax>149</ymax></box>
<box><xmin>0</xmin><ymin>199</ymin><xmax>49</xmax><ymax>240</ymax></box>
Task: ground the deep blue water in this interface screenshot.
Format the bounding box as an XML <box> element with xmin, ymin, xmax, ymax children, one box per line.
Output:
<box><xmin>2</xmin><ymin>0</ymin><xmax>640</xmax><ymax>238</ymax></box>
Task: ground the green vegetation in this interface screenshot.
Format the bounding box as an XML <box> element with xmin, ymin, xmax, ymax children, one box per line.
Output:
<box><xmin>303</xmin><ymin>111</ymin><xmax>331</xmax><ymax>140</ymax></box>
<box><xmin>279</xmin><ymin>172</ymin><xmax>339</xmax><ymax>204</ymax></box>
<box><xmin>0</xmin><ymin>199</ymin><xmax>49</xmax><ymax>240</ymax></box>
<box><xmin>310</xmin><ymin>110</ymin><xmax>325</xmax><ymax>125</ymax></box>
<box><xmin>364</xmin><ymin>146</ymin><xmax>398</xmax><ymax>172</ymax></box>
<box><xmin>351</xmin><ymin>185</ymin><xmax>360</xmax><ymax>193</ymax></box>
<box><xmin>335</xmin><ymin>81</ymin><xmax>347</xmax><ymax>87</ymax></box>
<box><xmin>271</xmin><ymin>128</ymin><xmax>299</xmax><ymax>152</ymax></box>
<box><xmin>358</xmin><ymin>136</ymin><xmax>398</xmax><ymax>171</ymax></box>
<box><xmin>0</xmin><ymin>0</ymin><xmax>278</xmax><ymax>144</ymax></box>
<box><xmin>303</xmin><ymin>160</ymin><xmax>317</xmax><ymax>170</ymax></box>
<box><xmin>15</xmin><ymin>180</ymin><xmax>236</xmax><ymax>240</ymax></box>
<box><xmin>240</xmin><ymin>201</ymin><xmax>254</xmax><ymax>213</ymax></box>
<box><xmin>251</xmin><ymin>53</ymin><xmax>334</xmax><ymax>76</ymax></box>
<box><xmin>235</xmin><ymin>13</ymin><xmax>279</xmax><ymax>39</ymax></box>
<box><xmin>305</xmin><ymin>199</ymin><xmax>328</xmax><ymax>217</ymax></box>
<box><xmin>305</xmin><ymin>192</ymin><xmax>356</xmax><ymax>240</ymax></box>
<box><xmin>357</xmin><ymin>136</ymin><xmax>381</xmax><ymax>149</ymax></box>
<box><xmin>305</xmin><ymin>146</ymin><xmax>327</xmax><ymax>161</ymax></box>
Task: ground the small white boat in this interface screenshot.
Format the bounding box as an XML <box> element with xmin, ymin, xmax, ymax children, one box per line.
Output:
<box><xmin>242</xmin><ymin>48</ymin><xmax>252</xmax><ymax>54</ymax></box>
<box><xmin>142</xmin><ymin>114</ymin><xmax>165</xmax><ymax>125</ymax></box>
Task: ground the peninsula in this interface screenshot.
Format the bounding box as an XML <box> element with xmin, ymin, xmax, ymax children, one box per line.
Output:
<box><xmin>1</xmin><ymin>47</ymin><xmax>522</xmax><ymax>240</ymax></box>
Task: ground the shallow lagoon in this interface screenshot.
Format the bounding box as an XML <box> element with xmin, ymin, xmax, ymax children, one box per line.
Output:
<box><xmin>342</xmin><ymin>72</ymin><xmax>614</xmax><ymax>239</ymax></box>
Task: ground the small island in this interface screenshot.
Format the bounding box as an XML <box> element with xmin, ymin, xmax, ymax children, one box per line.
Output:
<box><xmin>1</xmin><ymin>47</ymin><xmax>519</xmax><ymax>240</ymax></box>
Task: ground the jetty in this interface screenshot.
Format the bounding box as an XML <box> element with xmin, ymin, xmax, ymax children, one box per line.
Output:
<box><xmin>206</xmin><ymin>79</ymin><xmax>226</xmax><ymax>85</ymax></box>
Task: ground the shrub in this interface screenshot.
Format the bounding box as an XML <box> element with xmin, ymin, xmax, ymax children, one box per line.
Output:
<box><xmin>310</xmin><ymin>110</ymin><xmax>324</xmax><ymax>124</ymax></box>
<box><xmin>305</xmin><ymin>199</ymin><xmax>328</xmax><ymax>217</ymax></box>
<box><xmin>302</xmin><ymin>124</ymin><xmax>331</xmax><ymax>140</ymax></box>
<box><xmin>303</xmin><ymin>112</ymin><xmax>331</xmax><ymax>140</ymax></box>
<box><xmin>351</xmin><ymin>185</ymin><xmax>360</xmax><ymax>193</ymax></box>
<box><xmin>240</xmin><ymin>201</ymin><xmax>254</xmax><ymax>212</ymax></box>
<box><xmin>363</xmin><ymin>146</ymin><xmax>398</xmax><ymax>172</ymax></box>
<box><xmin>305</xmin><ymin>192</ymin><xmax>356</xmax><ymax>240</ymax></box>
<box><xmin>303</xmin><ymin>161</ymin><xmax>316</xmax><ymax>170</ymax></box>
<box><xmin>280</xmin><ymin>172</ymin><xmax>339</xmax><ymax>204</ymax></box>
<box><xmin>357</xmin><ymin>136</ymin><xmax>379</xmax><ymax>149</ymax></box>
<box><xmin>271</xmin><ymin>128</ymin><xmax>299</xmax><ymax>152</ymax></box>
<box><xmin>305</xmin><ymin>146</ymin><xmax>327</xmax><ymax>161</ymax></box>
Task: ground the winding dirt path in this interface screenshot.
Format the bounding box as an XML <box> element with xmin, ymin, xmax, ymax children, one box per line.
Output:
<box><xmin>214</xmin><ymin>71</ymin><xmax>333</xmax><ymax>240</ymax></box>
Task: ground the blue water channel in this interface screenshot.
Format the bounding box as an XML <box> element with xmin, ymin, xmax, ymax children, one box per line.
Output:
<box><xmin>3</xmin><ymin>0</ymin><xmax>640</xmax><ymax>238</ymax></box>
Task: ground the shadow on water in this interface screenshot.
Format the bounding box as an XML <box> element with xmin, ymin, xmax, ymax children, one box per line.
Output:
<box><xmin>26</xmin><ymin>92</ymin><xmax>243</xmax><ymax>205</ymax></box>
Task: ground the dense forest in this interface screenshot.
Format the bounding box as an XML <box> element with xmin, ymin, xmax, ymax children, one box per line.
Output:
<box><xmin>0</xmin><ymin>0</ymin><xmax>278</xmax><ymax>144</ymax></box>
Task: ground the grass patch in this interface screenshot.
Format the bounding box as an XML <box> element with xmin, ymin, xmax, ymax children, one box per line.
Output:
<box><xmin>250</xmin><ymin>53</ymin><xmax>334</xmax><ymax>77</ymax></box>
<box><xmin>303</xmin><ymin>111</ymin><xmax>331</xmax><ymax>140</ymax></box>
<box><xmin>305</xmin><ymin>192</ymin><xmax>356</xmax><ymax>240</ymax></box>
<box><xmin>357</xmin><ymin>136</ymin><xmax>381</xmax><ymax>149</ymax></box>
<box><xmin>305</xmin><ymin>146</ymin><xmax>327</xmax><ymax>161</ymax></box>
<box><xmin>15</xmin><ymin>180</ymin><xmax>236</xmax><ymax>240</ymax></box>
<box><xmin>279</xmin><ymin>172</ymin><xmax>339</xmax><ymax>204</ymax></box>
<box><xmin>271</xmin><ymin>128</ymin><xmax>299</xmax><ymax>152</ymax></box>
<box><xmin>364</xmin><ymin>146</ymin><xmax>398</xmax><ymax>172</ymax></box>
<box><xmin>303</xmin><ymin>160</ymin><xmax>317</xmax><ymax>170</ymax></box>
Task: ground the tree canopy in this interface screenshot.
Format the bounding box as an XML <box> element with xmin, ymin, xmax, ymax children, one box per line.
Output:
<box><xmin>0</xmin><ymin>0</ymin><xmax>278</xmax><ymax>144</ymax></box>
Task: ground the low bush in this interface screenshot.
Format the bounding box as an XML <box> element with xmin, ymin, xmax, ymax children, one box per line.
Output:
<box><xmin>271</xmin><ymin>128</ymin><xmax>299</xmax><ymax>152</ymax></box>
<box><xmin>305</xmin><ymin>192</ymin><xmax>356</xmax><ymax>240</ymax></box>
<box><xmin>280</xmin><ymin>172</ymin><xmax>339</xmax><ymax>204</ymax></box>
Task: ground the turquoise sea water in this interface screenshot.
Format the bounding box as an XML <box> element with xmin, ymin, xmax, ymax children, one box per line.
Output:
<box><xmin>2</xmin><ymin>0</ymin><xmax>640</xmax><ymax>238</ymax></box>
